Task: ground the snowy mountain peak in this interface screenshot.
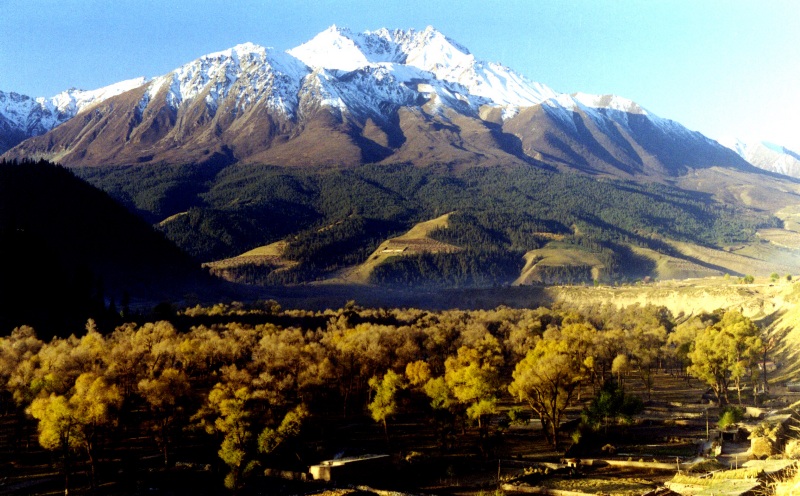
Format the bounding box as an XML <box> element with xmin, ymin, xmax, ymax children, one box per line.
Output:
<box><xmin>288</xmin><ymin>25</ymin><xmax>473</xmax><ymax>73</ymax></box>
<box><xmin>51</xmin><ymin>77</ymin><xmax>148</xmax><ymax>115</ymax></box>
<box><xmin>145</xmin><ymin>40</ymin><xmax>308</xmax><ymax>116</ymax></box>
<box><xmin>3</xmin><ymin>25</ymin><xmax>714</xmax><ymax>165</ymax></box>
<box><xmin>288</xmin><ymin>25</ymin><xmax>372</xmax><ymax>71</ymax></box>
<box><xmin>719</xmin><ymin>137</ymin><xmax>800</xmax><ymax>178</ymax></box>
<box><xmin>198</xmin><ymin>42</ymin><xmax>272</xmax><ymax>63</ymax></box>
<box><xmin>286</xmin><ymin>26</ymin><xmax>559</xmax><ymax>114</ymax></box>
<box><xmin>0</xmin><ymin>77</ymin><xmax>147</xmax><ymax>139</ymax></box>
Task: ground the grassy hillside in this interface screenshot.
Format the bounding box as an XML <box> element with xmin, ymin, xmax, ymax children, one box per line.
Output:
<box><xmin>333</xmin><ymin>213</ymin><xmax>458</xmax><ymax>284</ymax></box>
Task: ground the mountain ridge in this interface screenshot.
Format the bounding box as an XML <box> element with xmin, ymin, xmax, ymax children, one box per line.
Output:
<box><xmin>719</xmin><ymin>137</ymin><xmax>800</xmax><ymax>179</ymax></box>
<box><xmin>0</xmin><ymin>25</ymin><xmax>757</xmax><ymax>180</ymax></box>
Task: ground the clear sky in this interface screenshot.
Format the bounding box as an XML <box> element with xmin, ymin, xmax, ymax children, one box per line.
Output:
<box><xmin>2</xmin><ymin>0</ymin><xmax>798</xmax><ymax>150</ymax></box>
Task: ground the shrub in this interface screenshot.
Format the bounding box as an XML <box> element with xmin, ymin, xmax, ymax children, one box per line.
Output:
<box><xmin>718</xmin><ymin>406</ymin><xmax>744</xmax><ymax>429</ymax></box>
<box><xmin>785</xmin><ymin>439</ymin><xmax>800</xmax><ymax>459</ymax></box>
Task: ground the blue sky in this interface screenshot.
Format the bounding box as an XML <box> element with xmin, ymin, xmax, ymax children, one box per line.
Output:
<box><xmin>2</xmin><ymin>0</ymin><xmax>799</xmax><ymax>149</ymax></box>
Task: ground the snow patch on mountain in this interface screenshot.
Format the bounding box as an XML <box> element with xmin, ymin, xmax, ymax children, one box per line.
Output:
<box><xmin>573</xmin><ymin>93</ymin><xmax>647</xmax><ymax>115</ymax></box>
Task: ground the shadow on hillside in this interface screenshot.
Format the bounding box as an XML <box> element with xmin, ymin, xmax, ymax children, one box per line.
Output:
<box><xmin>233</xmin><ymin>283</ymin><xmax>555</xmax><ymax>311</ymax></box>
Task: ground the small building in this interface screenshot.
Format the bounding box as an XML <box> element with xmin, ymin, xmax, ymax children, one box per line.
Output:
<box><xmin>308</xmin><ymin>454</ymin><xmax>390</xmax><ymax>482</ymax></box>
<box><xmin>719</xmin><ymin>426</ymin><xmax>748</xmax><ymax>443</ymax></box>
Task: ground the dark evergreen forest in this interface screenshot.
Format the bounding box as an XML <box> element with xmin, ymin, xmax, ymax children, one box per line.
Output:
<box><xmin>76</xmin><ymin>162</ymin><xmax>779</xmax><ymax>285</ymax></box>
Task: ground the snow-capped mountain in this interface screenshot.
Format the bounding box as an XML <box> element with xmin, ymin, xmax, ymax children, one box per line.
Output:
<box><xmin>718</xmin><ymin>137</ymin><xmax>800</xmax><ymax>179</ymax></box>
<box><xmin>287</xmin><ymin>25</ymin><xmax>559</xmax><ymax>116</ymax></box>
<box><xmin>0</xmin><ymin>78</ymin><xmax>146</xmax><ymax>152</ymax></box>
<box><xmin>1</xmin><ymin>26</ymin><xmax>751</xmax><ymax>176</ymax></box>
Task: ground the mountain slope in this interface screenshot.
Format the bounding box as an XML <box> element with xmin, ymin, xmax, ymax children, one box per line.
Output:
<box><xmin>5</xmin><ymin>27</ymin><xmax>799</xmax><ymax>289</ymax></box>
<box><xmin>0</xmin><ymin>159</ymin><xmax>205</xmax><ymax>336</ymax></box>
<box><xmin>0</xmin><ymin>78</ymin><xmax>146</xmax><ymax>153</ymax></box>
<box><xmin>719</xmin><ymin>137</ymin><xmax>800</xmax><ymax>178</ymax></box>
<box><xmin>1</xmin><ymin>26</ymin><xmax>755</xmax><ymax>178</ymax></box>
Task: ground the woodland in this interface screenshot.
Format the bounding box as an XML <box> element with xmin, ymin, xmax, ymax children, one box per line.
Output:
<box><xmin>0</xmin><ymin>300</ymin><xmax>775</xmax><ymax>494</ymax></box>
<box><xmin>75</xmin><ymin>161</ymin><xmax>779</xmax><ymax>284</ymax></box>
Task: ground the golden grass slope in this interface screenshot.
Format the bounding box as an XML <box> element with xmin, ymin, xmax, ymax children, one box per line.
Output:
<box><xmin>332</xmin><ymin>213</ymin><xmax>460</xmax><ymax>284</ymax></box>
<box><xmin>666</xmin><ymin>239</ymin><xmax>800</xmax><ymax>278</ymax></box>
<box><xmin>203</xmin><ymin>240</ymin><xmax>297</xmax><ymax>281</ymax></box>
<box><xmin>546</xmin><ymin>276</ymin><xmax>800</xmax><ymax>382</ymax></box>
<box><xmin>548</xmin><ymin>277</ymin><xmax>790</xmax><ymax>320</ymax></box>
<box><xmin>514</xmin><ymin>243</ymin><xmax>606</xmax><ymax>285</ymax></box>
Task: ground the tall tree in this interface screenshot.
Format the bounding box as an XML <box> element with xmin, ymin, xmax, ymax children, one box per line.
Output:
<box><xmin>28</xmin><ymin>372</ymin><xmax>122</xmax><ymax>493</ymax></box>
<box><xmin>137</xmin><ymin>368</ymin><xmax>192</xmax><ymax>466</ymax></box>
<box><xmin>193</xmin><ymin>366</ymin><xmax>257</xmax><ymax>492</ymax></box>
<box><xmin>368</xmin><ymin>370</ymin><xmax>404</xmax><ymax>441</ymax></box>
<box><xmin>443</xmin><ymin>333</ymin><xmax>504</xmax><ymax>430</ymax></box>
<box><xmin>508</xmin><ymin>329</ymin><xmax>590</xmax><ymax>449</ymax></box>
<box><xmin>687</xmin><ymin>310</ymin><xmax>761</xmax><ymax>406</ymax></box>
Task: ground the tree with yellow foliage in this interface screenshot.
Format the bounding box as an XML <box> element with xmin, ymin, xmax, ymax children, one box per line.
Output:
<box><xmin>138</xmin><ymin>367</ymin><xmax>192</xmax><ymax>466</ymax></box>
<box><xmin>368</xmin><ymin>369</ymin><xmax>404</xmax><ymax>441</ymax></box>
<box><xmin>29</xmin><ymin>372</ymin><xmax>122</xmax><ymax>492</ymax></box>
<box><xmin>688</xmin><ymin>310</ymin><xmax>761</xmax><ymax>406</ymax></box>
<box><xmin>509</xmin><ymin>328</ymin><xmax>591</xmax><ymax>449</ymax></box>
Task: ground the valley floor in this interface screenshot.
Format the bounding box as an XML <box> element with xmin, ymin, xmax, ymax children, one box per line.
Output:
<box><xmin>3</xmin><ymin>371</ymin><xmax>798</xmax><ymax>495</ymax></box>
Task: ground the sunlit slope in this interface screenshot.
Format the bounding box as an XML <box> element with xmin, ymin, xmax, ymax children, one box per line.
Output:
<box><xmin>514</xmin><ymin>244</ymin><xmax>606</xmax><ymax>285</ymax></box>
<box><xmin>205</xmin><ymin>220</ymin><xmax>800</xmax><ymax>287</ymax></box>
<box><xmin>546</xmin><ymin>277</ymin><xmax>800</xmax><ymax>382</ymax></box>
<box><xmin>204</xmin><ymin>214</ymin><xmax>460</xmax><ymax>285</ymax></box>
<box><xmin>203</xmin><ymin>240</ymin><xmax>297</xmax><ymax>282</ymax></box>
<box><xmin>333</xmin><ymin>213</ymin><xmax>460</xmax><ymax>284</ymax></box>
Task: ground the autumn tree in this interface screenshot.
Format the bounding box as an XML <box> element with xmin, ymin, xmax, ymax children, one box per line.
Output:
<box><xmin>720</xmin><ymin>311</ymin><xmax>762</xmax><ymax>404</ymax></box>
<box><xmin>322</xmin><ymin>319</ymin><xmax>395</xmax><ymax>416</ymax></box>
<box><xmin>194</xmin><ymin>364</ymin><xmax>311</xmax><ymax>492</ymax></box>
<box><xmin>0</xmin><ymin>326</ymin><xmax>43</xmax><ymax>400</ymax></box>
<box><xmin>28</xmin><ymin>372</ymin><xmax>122</xmax><ymax>492</ymax></box>
<box><xmin>509</xmin><ymin>328</ymin><xmax>591</xmax><ymax>449</ymax></box>
<box><xmin>0</xmin><ymin>326</ymin><xmax>44</xmax><ymax>450</ymax></box>
<box><xmin>28</xmin><ymin>394</ymin><xmax>80</xmax><ymax>494</ymax></box>
<box><xmin>194</xmin><ymin>369</ymin><xmax>258</xmax><ymax>492</ymax></box>
<box><xmin>666</xmin><ymin>313</ymin><xmax>717</xmax><ymax>376</ymax></box>
<box><xmin>625</xmin><ymin>310</ymin><xmax>669</xmax><ymax>399</ymax></box>
<box><xmin>687</xmin><ymin>310</ymin><xmax>761</xmax><ymax>406</ymax></box>
<box><xmin>257</xmin><ymin>403</ymin><xmax>309</xmax><ymax>456</ymax></box>
<box><xmin>368</xmin><ymin>369</ymin><xmax>404</xmax><ymax>441</ymax></box>
<box><xmin>251</xmin><ymin>326</ymin><xmax>331</xmax><ymax>405</ymax></box>
<box><xmin>138</xmin><ymin>367</ymin><xmax>192</xmax><ymax>466</ymax></box>
<box><xmin>443</xmin><ymin>332</ymin><xmax>504</xmax><ymax>430</ymax></box>
<box><xmin>593</xmin><ymin>328</ymin><xmax>626</xmax><ymax>383</ymax></box>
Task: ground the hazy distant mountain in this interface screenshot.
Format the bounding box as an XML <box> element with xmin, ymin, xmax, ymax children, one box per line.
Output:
<box><xmin>1</xmin><ymin>26</ymin><xmax>752</xmax><ymax>178</ymax></box>
<box><xmin>718</xmin><ymin>137</ymin><xmax>800</xmax><ymax>178</ymax></box>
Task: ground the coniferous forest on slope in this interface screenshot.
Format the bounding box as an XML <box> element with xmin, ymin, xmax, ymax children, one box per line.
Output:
<box><xmin>75</xmin><ymin>161</ymin><xmax>779</xmax><ymax>286</ymax></box>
